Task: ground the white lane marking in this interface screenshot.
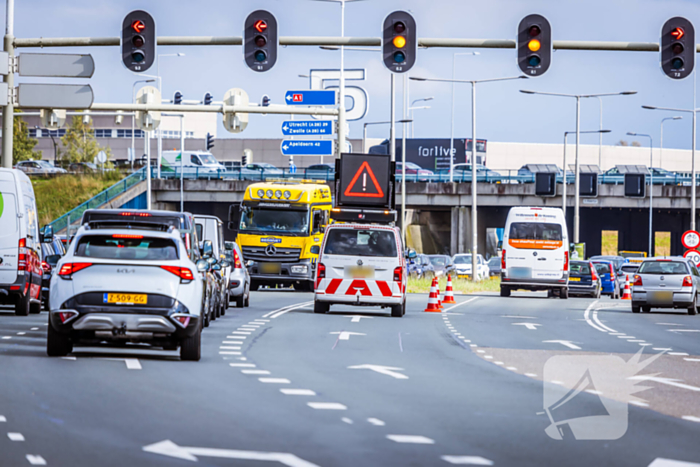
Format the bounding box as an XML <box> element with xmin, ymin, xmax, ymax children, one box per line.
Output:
<box><xmin>618</xmin><ymin>336</ymin><xmax>634</xmax><ymax>339</ymax></box>
<box><xmin>8</xmin><ymin>432</ymin><xmax>24</xmax><ymax>441</ymax></box>
<box><xmin>469</xmin><ymin>344</ymin><xmax>477</xmax><ymax>347</ymax></box>
<box><xmin>248</xmin><ymin>322</ymin><xmax>263</xmax><ymax>325</ymax></box>
<box><xmin>669</xmin><ymin>352</ymin><xmax>690</xmax><ymax>356</ymax></box>
<box><xmin>125</xmin><ymin>359</ymin><xmax>142</xmax><ymax>370</ymax></box>
<box><xmin>653</xmin><ymin>348</ymin><xmax>673</xmax><ymax>351</ymax></box>
<box><xmin>329</xmin><ymin>331</ymin><xmax>366</xmax><ymax>341</ymax></box>
<box><xmin>61</xmin><ymin>356</ymin><xmax>76</xmax><ymax>360</ymax></box>
<box><xmin>506</xmin><ymin>367</ymin><xmax>517</xmax><ymax>371</ymax></box>
<box><xmin>242</xmin><ymin>370</ymin><xmax>271</xmax><ymax>375</ymax></box>
<box><xmin>639</xmin><ymin>343</ymin><xmax>653</xmax><ymax>346</ymax></box>
<box><xmin>543</xmin><ymin>340</ymin><xmax>581</xmax><ymax>350</ymax></box>
<box><xmin>222</xmin><ymin>341</ymin><xmax>241</xmax><ymax>345</ymax></box>
<box><xmin>682</xmin><ymin>416</ymin><xmax>700</xmax><ymax>422</ymax></box>
<box><xmin>476</xmin><ymin>350</ymin><xmax>485</xmax><ymax>354</ymax></box>
<box><xmin>142</xmin><ymin>439</ymin><xmax>320</xmax><ymax>466</ymax></box>
<box><xmin>484</xmin><ymin>356</ymin><xmax>493</xmax><ymax>360</ymax></box>
<box><xmin>367</xmin><ymin>418</ymin><xmax>385</xmax><ymax>426</ymax></box>
<box><xmin>592</xmin><ymin>310</ymin><xmax>617</xmax><ymax>333</ymax></box>
<box><xmin>525</xmin><ymin>373</ymin><xmax>537</xmax><ymax>377</ymax></box>
<box><xmin>610</xmin><ymin>332</ymin><xmax>625</xmax><ymax>336</ymax></box>
<box><xmin>512</xmin><ymin>322</ymin><xmax>540</xmax><ymax>330</ymax></box>
<box><xmin>264</xmin><ymin>301</ymin><xmax>314</xmax><ymax>319</ymax></box>
<box><xmin>629</xmin><ymin>400</ymin><xmax>649</xmax><ymax>407</ymax></box>
<box><xmin>550</xmin><ymin>380</ymin><xmax>564</xmax><ymax>385</ymax></box>
<box><xmin>628</xmin><ymin>376</ymin><xmax>700</xmax><ymax>392</ymax></box>
<box><xmin>220</xmin><ymin>346</ymin><xmax>241</xmax><ymax>350</ymax></box>
<box><xmin>226</xmin><ymin>336</ymin><xmax>247</xmax><ymax>340</ymax></box>
<box><xmin>1</xmin><ymin>336</ymin><xmax>11</xmax><ymax>340</ymax></box>
<box><xmin>442</xmin><ymin>297</ymin><xmax>478</xmax><ymax>313</ymax></box>
<box><xmin>502</xmin><ymin>315</ymin><xmax>536</xmax><ymax>319</ymax></box>
<box><xmin>232</xmin><ymin>331</ymin><xmax>251</xmax><ymax>335</ymax></box>
<box><xmin>462</xmin><ymin>339</ymin><xmax>471</xmax><ymax>343</ymax></box>
<box><xmin>684</xmin><ymin>358</ymin><xmax>700</xmax><ymax>362</ymax></box>
<box><xmin>656</xmin><ymin>323</ymin><xmax>685</xmax><ymax>326</ymax></box>
<box><xmin>585</xmin><ymin>389</ymin><xmax>603</xmax><ymax>395</ymax></box>
<box><xmin>348</xmin><ymin>315</ymin><xmax>373</xmax><ymax>323</ymax></box>
<box><xmin>341</xmin><ymin>417</ymin><xmax>353</xmax><ymax>424</ymax></box>
<box><xmin>648</xmin><ymin>458</ymin><xmax>700</xmax><ymax>467</ymax></box>
<box><xmin>26</xmin><ymin>455</ymin><xmax>47</xmax><ymax>465</ymax></box>
<box><xmin>307</xmin><ymin>402</ymin><xmax>347</xmax><ymax>410</ymax></box>
<box><xmin>495</xmin><ymin>361</ymin><xmax>504</xmax><ymax>365</ymax></box>
<box><xmin>0</xmin><ymin>416</ymin><xmax>5</xmax><ymax>422</ymax></box>
<box><xmin>628</xmin><ymin>340</ymin><xmax>645</xmax><ymax>342</ymax></box>
<box><xmin>16</xmin><ymin>332</ymin><xmax>25</xmax><ymax>335</ymax></box>
<box><xmin>583</xmin><ymin>301</ymin><xmax>607</xmax><ymax>333</ymax></box>
<box><xmin>30</xmin><ymin>327</ymin><xmax>39</xmax><ymax>331</ymax></box>
<box><xmin>386</xmin><ymin>435</ymin><xmax>435</xmax><ymax>444</ymax></box>
<box><xmin>669</xmin><ymin>329</ymin><xmax>700</xmax><ymax>333</ymax></box>
<box><xmin>239</xmin><ymin>327</ymin><xmax>257</xmax><ymax>331</ymax></box>
<box><xmin>259</xmin><ymin>378</ymin><xmax>290</xmax><ymax>384</ymax></box>
<box><xmin>347</xmin><ymin>364</ymin><xmax>408</xmax><ymax>380</ymax></box>
<box><xmin>441</xmin><ymin>455</ymin><xmax>494</xmax><ymax>465</ymax></box>
<box><xmin>219</xmin><ymin>351</ymin><xmax>242</xmax><ymax>355</ymax></box>
<box><xmin>229</xmin><ymin>363</ymin><xmax>256</xmax><ymax>368</ymax></box>
<box><xmin>280</xmin><ymin>389</ymin><xmax>316</xmax><ymax>396</ymax></box>
<box><xmin>238</xmin><ymin>357</ymin><xmax>248</xmax><ymax>361</ymax></box>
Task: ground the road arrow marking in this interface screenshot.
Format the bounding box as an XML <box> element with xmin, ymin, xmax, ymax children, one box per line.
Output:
<box><xmin>628</xmin><ymin>376</ymin><xmax>700</xmax><ymax>392</ymax></box>
<box><xmin>348</xmin><ymin>315</ymin><xmax>373</xmax><ymax>323</ymax></box>
<box><xmin>330</xmin><ymin>331</ymin><xmax>366</xmax><ymax>341</ymax></box>
<box><xmin>348</xmin><ymin>364</ymin><xmax>408</xmax><ymax>380</ymax></box>
<box><xmin>543</xmin><ymin>340</ymin><xmax>581</xmax><ymax>350</ymax></box>
<box><xmin>512</xmin><ymin>322</ymin><xmax>541</xmax><ymax>330</ymax></box>
<box><xmin>143</xmin><ymin>440</ymin><xmax>320</xmax><ymax>466</ymax></box>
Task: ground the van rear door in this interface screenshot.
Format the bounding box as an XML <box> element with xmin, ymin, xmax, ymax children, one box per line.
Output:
<box><xmin>506</xmin><ymin>220</ymin><xmax>564</xmax><ymax>280</ymax></box>
<box><xmin>0</xmin><ymin>186</ymin><xmax>19</xmax><ymax>284</ymax></box>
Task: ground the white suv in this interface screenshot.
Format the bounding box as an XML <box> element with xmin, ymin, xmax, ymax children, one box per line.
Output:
<box><xmin>47</xmin><ymin>225</ymin><xmax>204</xmax><ymax>361</ymax></box>
<box><xmin>314</xmin><ymin>224</ymin><xmax>406</xmax><ymax>317</ymax></box>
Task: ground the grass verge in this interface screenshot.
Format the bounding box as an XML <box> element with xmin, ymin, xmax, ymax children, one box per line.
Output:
<box><xmin>407</xmin><ymin>275</ymin><xmax>500</xmax><ymax>294</ymax></box>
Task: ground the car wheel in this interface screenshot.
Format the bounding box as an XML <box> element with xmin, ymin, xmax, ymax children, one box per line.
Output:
<box><xmin>30</xmin><ymin>299</ymin><xmax>42</xmax><ymax>314</ymax></box>
<box><xmin>632</xmin><ymin>305</ymin><xmax>641</xmax><ymax>313</ymax></box>
<box><xmin>688</xmin><ymin>294</ymin><xmax>698</xmax><ymax>315</ymax></box>
<box><xmin>314</xmin><ymin>301</ymin><xmax>329</xmax><ymax>314</ymax></box>
<box><xmin>500</xmin><ymin>286</ymin><xmax>510</xmax><ymax>297</ymax></box>
<box><xmin>560</xmin><ymin>288</ymin><xmax>568</xmax><ymax>299</ymax></box>
<box><xmin>223</xmin><ymin>292</ymin><xmax>229</xmax><ymax>312</ymax></box>
<box><xmin>47</xmin><ymin>322</ymin><xmax>72</xmax><ymax>357</ymax></box>
<box><xmin>180</xmin><ymin>329</ymin><xmax>202</xmax><ymax>361</ymax></box>
<box><xmin>235</xmin><ymin>295</ymin><xmax>244</xmax><ymax>308</ymax></box>
<box><xmin>391</xmin><ymin>300</ymin><xmax>405</xmax><ymax>318</ymax></box>
<box><xmin>15</xmin><ymin>293</ymin><xmax>30</xmax><ymax>316</ymax></box>
<box><xmin>203</xmin><ymin>303</ymin><xmax>211</xmax><ymax>327</ymax></box>
<box><xmin>244</xmin><ymin>291</ymin><xmax>250</xmax><ymax>307</ymax></box>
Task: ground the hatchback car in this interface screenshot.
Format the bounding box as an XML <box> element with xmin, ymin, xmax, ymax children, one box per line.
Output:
<box><xmin>224</xmin><ymin>241</ymin><xmax>250</xmax><ymax>308</ymax></box>
<box><xmin>592</xmin><ymin>261</ymin><xmax>619</xmax><ymax>299</ymax></box>
<box><xmin>47</xmin><ymin>226</ymin><xmax>205</xmax><ymax>360</ymax></box>
<box><xmin>631</xmin><ymin>258</ymin><xmax>700</xmax><ymax>314</ymax></box>
<box><xmin>452</xmin><ymin>254</ymin><xmax>489</xmax><ymax>280</ymax></box>
<box><xmin>427</xmin><ymin>255</ymin><xmax>454</xmax><ymax>278</ymax></box>
<box><xmin>396</xmin><ymin>162</ymin><xmax>434</xmax><ymax>181</ymax></box>
<box><xmin>568</xmin><ymin>261</ymin><xmax>602</xmax><ymax>298</ymax></box>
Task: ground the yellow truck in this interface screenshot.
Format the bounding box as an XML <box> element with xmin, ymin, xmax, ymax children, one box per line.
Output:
<box><xmin>234</xmin><ymin>181</ymin><xmax>331</xmax><ymax>291</ymax></box>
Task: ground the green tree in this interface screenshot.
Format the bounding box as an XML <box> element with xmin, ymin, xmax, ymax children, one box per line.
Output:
<box><xmin>12</xmin><ymin>111</ymin><xmax>41</xmax><ymax>165</ymax></box>
<box><xmin>60</xmin><ymin>115</ymin><xmax>112</xmax><ymax>164</ymax></box>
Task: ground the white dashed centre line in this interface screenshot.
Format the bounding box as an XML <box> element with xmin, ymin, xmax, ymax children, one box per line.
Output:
<box><xmin>219</xmin><ymin>351</ymin><xmax>242</xmax><ymax>355</ymax></box>
<box><xmin>441</xmin><ymin>455</ymin><xmax>494</xmax><ymax>465</ymax></box>
<box><xmin>669</xmin><ymin>352</ymin><xmax>690</xmax><ymax>356</ymax></box>
<box><xmin>232</xmin><ymin>331</ymin><xmax>251</xmax><ymax>335</ymax></box>
<box><xmin>26</xmin><ymin>455</ymin><xmax>47</xmax><ymax>465</ymax></box>
<box><xmin>682</xmin><ymin>416</ymin><xmax>700</xmax><ymax>422</ymax></box>
<box><xmin>386</xmin><ymin>435</ymin><xmax>435</xmax><ymax>444</ymax></box>
<box><xmin>525</xmin><ymin>373</ymin><xmax>537</xmax><ymax>377</ymax></box>
<box><xmin>280</xmin><ymin>389</ymin><xmax>316</xmax><ymax>396</ymax></box>
<box><xmin>367</xmin><ymin>418</ymin><xmax>385</xmax><ymax>426</ymax></box>
<box><xmin>1</xmin><ymin>336</ymin><xmax>11</xmax><ymax>340</ymax></box>
<box><xmin>307</xmin><ymin>402</ymin><xmax>347</xmax><ymax>410</ymax></box>
<box><xmin>226</xmin><ymin>336</ymin><xmax>246</xmax><ymax>340</ymax></box>
<box><xmin>653</xmin><ymin>348</ymin><xmax>673</xmax><ymax>351</ymax></box>
<box><xmin>0</xmin><ymin>415</ymin><xmax>5</xmax><ymax>422</ymax></box>
<box><xmin>629</xmin><ymin>401</ymin><xmax>649</xmax><ymax>407</ymax></box>
<box><xmin>229</xmin><ymin>363</ymin><xmax>256</xmax><ymax>368</ymax></box>
<box><xmin>342</xmin><ymin>417</ymin><xmax>353</xmax><ymax>424</ymax></box>
<box><xmin>222</xmin><ymin>341</ymin><xmax>240</xmax><ymax>345</ymax></box>
<box><xmin>30</xmin><ymin>327</ymin><xmax>39</xmax><ymax>331</ymax></box>
<box><xmin>259</xmin><ymin>378</ymin><xmax>290</xmax><ymax>384</ymax></box>
<box><xmin>242</xmin><ymin>370</ymin><xmax>271</xmax><ymax>375</ymax></box>
<box><xmin>220</xmin><ymin>346</ymin><xmax>241</xmax><ymax>350</ymax></box>
<box><xmin>684</xmin><ymin>358</ymin><xmax>700</xmax><ymax>362</ymax></box>
<box><xmin>16</xmin><ymin>332</ymin><xmax>25</xmax><ymax>336</ymax></box>
<box><xmin>8</xmin><ymin>432</ymin><xmax>25</xmax><ymax>441</ymax></box>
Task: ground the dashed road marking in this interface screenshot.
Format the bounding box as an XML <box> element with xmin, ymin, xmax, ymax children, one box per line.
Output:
<box><xmin>341</xmin><ymin>417</ymin><xmax>353</xmax><ymax>424</ymax></box>
<box><xmin>0</xmin><ymin>416</ymin><xmax>5</xmax><ymax>422</ymax></box>
<box><xmin>628</xmin><ymin>340</ymin><xmax>645</xmax><ymax>342</ymax></box>
<box><xmin>1</xmin><ymin>336</ymin><xmax>11</xmax><ymax>340</ymax></box>
<box><xmin>8</xmin><ymin>432</ymin><xmax>25</xmax><ymax>441</ymax></box>
<box><xmin>629</xmin><ymin>400</ymin><xmax>649</xmax><ymax>407</ymax></box>
<box><xmin>307</xmin><ymin>402</ymin><xmax>347</xmax><ymax>410</ymax></box>
<box><xmin>495</xmin><ymin>361</ymin><xmax>504</xmax><ymax>365</ymax></box>
<box><xmin>229</xmin><ymin>363</ymin><xmax>255</xmax><ymax>368</ymax></box>
<box><xmin>232</xmin><ymin>331</ymin><xmax>251</xmax><ymax>335</ymax></box>
<box><xmin>442</xmin><ymin>297</ymin><xmax>478</xmax><ymax>313</ymax></box>
<box><xmin>259</xmin><ymin>378</ymin><xmax>290</xmax><ymax>384</ymax></box>
<box><xmin>386</xmin><ymin>435</ymin><xmax>435</xmax><ymax>444</ymax></box>
<box><xmin>26</xmin><ymin>455</ymin><xmax>47</xmax><ymax>465</ymax></box>
<box><xmin>219</xmin><ymin>351</ymin><xmax>242</xmax><ymax>355</ymax></box>
<box><xmin>618</xmin><ymin>336</ymin><xmax>633</xmax><ymax>339</ymax></box>
<box><xmin>30</xmin><ymin>327</ymin><xmax>39</xmax><ymax>331</ymax></box>
<box><xmin>220</xmin><ymin>346</ymin><xmax>241</xmax><ymax>350</ymax></box>
<box><xmin>367</xmin><ymin>418</ymin><xmax>385</xmax><ymax>426</ymax></box>
<box><xmin>682</xmin><ymin>416</ymin><xmax>700</xmax><ymax>422</ymax></box>
<box><xmin>525</xmin><ymin>373</ymin><xmax>537</xmax><ymax>377</ymax></box>
<box><xmin>226</xmin><ymin>336</ymin><xmax>246</xmax><ymax>340</ymax></box>
<box><xmin>222</xmin><ymin>341</ymin><xmax>240</xmax><ymax>345</ymax></box>
<box><xmin>254</xmin><ymin>319</ymin><xmax>270</xmax><ymax>323</ymax></box>
<box><xmin>669</xmin><ymin>352</ymin><xmax>689</xmax><ymax>356</ymax></box>
<box><xmin>476</xmin><ymin>350</ymin><xmax>485</xmax><ymax>353</ymax></box>
<box><xmin>242</xmin><ymin>370</ymin><xmax>270</xmax><ymax>375</ymax></box>
<box><xmin>648</xmin><ymin>457</ymin><xmax>700</xmax><ymax>467</ymax></box>
<box><xmin>502</xmin><ymin>315</ymin><xmax>536</xmax><ymax>319</ymax></box>
<box><xmin>441</xmin><ymin>455</ymin><xmax>494</xmax><ymax>465</ymax></box>
<box><xmin>16</xmin><ymin>332</ymin><xmax>25</xmax><ymax>335</ymax></box>
<box><xmin>484</xmin><ymin>356</ymin><xmax>493</xmax><ymax>360</ymax></box>
<box><xmin>656</xmin><ymin>323</ymin><xmax>685</xmax><ymax>326</ymax></box>
<box><xmin>506</xmin><ymin>367</ymin><xmax>517</xmax><ymax>371</ymax></box>
<box><xmin>684</xmin><ymin>358</ymin><xmax>700</xmax><ymax>362</ymax></box>
<box><xmin>653</xmin><ymin>348</ymin><xmax>673</xmax><ymax>351</ymax></box>
<box><xmin>469</xmin><ymin>344</ymin><xmax>477</xmax><ymax>347</ymax></box>
<box><xmin>280</xmin><ymin>389</ymin><xmax>315</xmax><ymax>396</ymax></box>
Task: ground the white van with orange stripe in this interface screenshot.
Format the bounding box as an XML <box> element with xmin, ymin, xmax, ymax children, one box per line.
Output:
<box><xmin>500</xmin><ymin>206</ymin><xmax>569</xmax><ymax>299</ymax></box>
<box><xmin>314</xmin><ymin>224</ymin><xmax>406</xmax><ymax>317</ymax></box>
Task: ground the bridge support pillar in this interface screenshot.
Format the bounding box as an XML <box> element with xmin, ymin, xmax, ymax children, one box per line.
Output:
<box><xmin>451</xmin><ymin>207</ymin><xmax>471</xmax><ymax>255</ymax></box>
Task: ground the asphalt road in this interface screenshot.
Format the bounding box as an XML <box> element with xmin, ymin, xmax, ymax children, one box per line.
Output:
<box><xmin>0</xmin><ymin>291</ymin><xmax>699</xmax><ymax>467</ymax></box>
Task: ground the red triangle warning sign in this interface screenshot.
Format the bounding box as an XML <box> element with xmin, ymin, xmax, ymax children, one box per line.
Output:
<box><xmin>343</xmin><ymin>161</ymin><xmax>385</xmax><ymax>198</ymax></box>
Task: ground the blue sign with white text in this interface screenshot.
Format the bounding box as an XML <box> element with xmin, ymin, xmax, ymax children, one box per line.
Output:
<box><xmin>281</xmin><ymin>120</ymin><xmax>333</xmax><ymax>136</ymax></box>
<box><xmin>280</xmin><ymin>140</ymin><xmax>334</xmax><ymax>156</ymax></box>
<box><xmin>284</xmin><ymin>90</ymin><xmax>336</xmax><ymax>106</ymax></box>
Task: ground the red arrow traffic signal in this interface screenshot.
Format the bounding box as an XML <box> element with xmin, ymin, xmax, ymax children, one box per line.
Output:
<box><xmin>254</xmin><ymin>20</ymin><xmax>268</xmax><ymax>33</ymax></box>
<box><xmin>131</xmin><ymin>20</ymin><xmax>146</xmax><ymax>33</ymax></box>
<box><xmin>671</xmin><ymin>27</ymin><xmax>685</xmax><ymax>39</ymax></box>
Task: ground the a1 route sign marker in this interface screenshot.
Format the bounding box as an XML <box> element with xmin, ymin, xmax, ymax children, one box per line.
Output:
<box><xmin>682</xmin><ymin>230</ymin><xmax>700</xmax><ymax>250</ymax></box>
<box><xmin>683</xmin><ymin>249</ymin><xmax>700</xmax><ymax>267</ymax></box>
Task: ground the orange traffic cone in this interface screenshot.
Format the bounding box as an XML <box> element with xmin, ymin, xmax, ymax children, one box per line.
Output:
<box><xmin>424</xmin><ymin>278</ymin><xmax>441</xmax><ymax>312</ymax></box>
<box><xmin>443</xmin><ymin>274</ymin><xmax>457</xmax><ymax>304</ymax></box>
<box><xmin>435</xmin><ymin>277</ymin><xmax>444</xmax><ymax>309</ymax></box>
<box><xmin>621</xmin><ymin>274</ymin><xmax>632</xmax><ymax>300</ymax></box>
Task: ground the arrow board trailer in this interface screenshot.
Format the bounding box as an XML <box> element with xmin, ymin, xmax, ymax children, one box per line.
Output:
<box><xmin>280</xmin><ymin>140</ymin><xmax>333</xmax><ymax>156</ymax></box>
<box><xmin>281</xmin><ymin>120</ymin><xmax>333</xmax><ymax>136</ymax></box>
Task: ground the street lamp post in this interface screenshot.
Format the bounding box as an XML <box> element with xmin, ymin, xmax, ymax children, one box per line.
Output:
<box><xmin>660</xmin><ymin>116</ymin><xmax>682</xmax><ymax>168</ymax></box>
<box><xmin>362</xmin><ymin>120</ymin><xmax>413</xmax><ymax>153</ymax></box>
<box><xmin>627</xmin><ymin>132</ymin><xmax>654</xmax><ymax>257</ymax></box>
<box><xmin>132</xmin><ymin>79</ymin><xmax>156</xmax><ymax>210</ymax></box>
<box><xmin>155</xmin><ymin>53</ymin><xmax>185</xmax><ymax>179</ymax></box>
<box><xmin>409</xmin><ymin>97</ymin><xmax>433</xmax><ymax>137</ymax></box>
<box><xmin>642</xmin><ymin>105</ymin><xmax>697</xmax><ymax>231</ymax></box>
<box><xmin>449</xmin><ymin>52</ymin><xmax>479</xmax><ymax>183</ymax></box>
<box><xmin>412</xmin><ymin>74</ymin><xmax>527</xmax><ymax>282</ymax></box>
<box><xmin>521</xmin><ymin>90</ymin><xmax>637</xmax><ymax>243</ymax></box>
<box><xmin>562</xmin><ymin>129</ymin><xmax>611</xmax><ymax>218</ymax></box>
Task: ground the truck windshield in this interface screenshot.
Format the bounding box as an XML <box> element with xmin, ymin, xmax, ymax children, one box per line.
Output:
<box><xmin>239</xmin><ymin>208</ymin><xmax>309</xmax><ymax>234</ymax></box>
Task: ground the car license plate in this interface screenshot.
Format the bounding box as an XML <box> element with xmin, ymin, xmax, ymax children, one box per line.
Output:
<box><xmin>649</xmin><ymin>290</ymin><xmax>673</xmax><ymax>305</ymax></box>
<box><xmin>569</xmin><ymin>277</ymin><xmax>580</xmax><ymax>282</ymax></box>
<box><xmin>103</xmin><ymin>293</ymin><xmax>147</xmax><ymax>305</ymax></box>
<box><xmin>260</xmin><ymin>262</ymin><xmax>281</xmax><ymax>274</ymax></box>
<box><xmin>345</xmin><ymin>266</ymin><xmax>375</xmax><ymax>279</ymax></box>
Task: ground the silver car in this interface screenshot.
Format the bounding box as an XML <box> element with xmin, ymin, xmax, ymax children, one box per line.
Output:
<box><xmin>631</xmin><ymin>258</ymin><xmax>700</xmax><ymax>315</ymax></box>
<box><xmin>225</xmin><ymin>241</ymin><xmax>250</xmax><ymax>308</ymax></box>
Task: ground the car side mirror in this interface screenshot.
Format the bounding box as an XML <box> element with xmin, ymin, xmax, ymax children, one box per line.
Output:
<box><xmin>196</xmin><ymin>259</ymin><xmax>210</xmax><ymax>272</ymax></box>
<box><xmin>202</xmin><ymin>240</ymin><xmax>213</xmax><ymax>258</ymax></box>
<box><xmin>211</xmin><ymin>263</ymin><xmax>222</xmax><ymax>271</ymax></box>
<box><xmin>310</xmin><ymin>245</ymin><xmax>320</xmax><ymax>255</ymax></box>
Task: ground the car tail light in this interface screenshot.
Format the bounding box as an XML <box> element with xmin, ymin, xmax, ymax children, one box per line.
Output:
<box><xmin>58</xmin><ymin>262</ymin><xmax>93</xmax><ymax>278</ymax></box>
<box><xmin>501</xmin><ymin>250</ymin><xmax>506</xmax><ymax>270</ymax></box>
<box><xmin>112</xmin><ymin>234</ymin><xmax>143</xmax><ymax>239</ymax></box>
<box><xmin>591</xmin><ymin>264</ymin><xmax>598</xmax><ymax>281</ymax></box>
<box><xmin>682</xmin><ymin>275</ymin><xmax>693</xmax><ymax>287</ymax></box>
<box><xmin>171</xmin><ymin>314</ymin><xmax>191</xmax><ymax>328</ymax></box>
<box><xmin>59</xmin><ymin>310</ymin><xmax>78</xmax><ymax>323</ymax></box>
<box><xmin>185</xmin><ymin>233</ymin><xmax>191</xmax><ymax>252</ymax></box>
<box><xmin>563</xmin><ymin>251</ymin><xmax>569</xmax><ymax>271</ymax></box>
<box><xmin>42</xmin><ymin>261</ymin><xmax>51</xmax><ymax>273</ymax></box>
<box><xmin>18</xmin><ymin>238</ymin><xmax>27</xmax><ymax>271</ymax></box>
<box><xmin>317</xmin><ymin>263</ymin><xmax>326</xmax><ymax>280</ymax></box>
<box><xmin>233</xmin><ymin>248</ymin><xmax>243</xmax><ymax>269</ymax></box>
<box><xmin>120</xmin><ymin>212</ymin><xmax>151</xmax><ymax>217</ymax></box>
<box><xmin>161</xmin><ymin>265</ymin><xmax>194</xmax><ymax>283</ymax></box>
<box><xmin>633</xmin><ymin>275</ymin><xmax>643</xmax><ymax>286</ymax></box>
<box><xmin>394</xmin><ymin>266</ymin><xmax>403</xmax><ymax>282</ymax></box>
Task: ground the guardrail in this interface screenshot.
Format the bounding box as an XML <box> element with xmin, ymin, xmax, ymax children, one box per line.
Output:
<box><xmin>49</xmin><ymin>167</ymin><xmax>148</xmax><ymax>235</ymax></box>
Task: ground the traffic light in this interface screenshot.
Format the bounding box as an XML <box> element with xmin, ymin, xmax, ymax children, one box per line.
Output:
<box><xmin>173</xmin><ymin>91</ymin><xmax>183</xmax><ymax>105</ymax></box>
<box><xmin>242</xmin><ymin>153</ymin><xmax>248</xmax><ymax>166</ymax></box>
<box><xmin>624</xmin><ymin>174</ymin><xmax>646</xmax><ymax>198</ymax></box>
<box><xmin>204</xmin><ymin>93</ymin><xmax>213</xmax><ymax>105</ymax></box>
<box><xmin>261</xmin><ymin>95</ymin><xmax>270</xmax><ymax>107</ymax></box>
<box><xmin>121</xmin><ymin>10</ymin><xmax>156</xmax><ymax>73</ymax></box>
<box><xmin>517</xmin><ymin>14</ymin><xmax>551</xmax><ymax>77</ymax></box>
<box><xmin>661</xmin><ymin>17</ymin><xmax>695</xmax><ymax>79</ymax></box>
<box><xmin>206</xmin><ymin>133</ymin><xmax>215</xmax><ymax>151</ymax></box>
<box><xmin>535</xmin><ymin>172</ymin><xmax>556</xmax><ymax>197</ymax></box>
<box><xmin>244</xmin><ymin>10</ymin><xmax>278</xmax><ymax>72</ymax></box>
<box><xmin>382</xmin><ymin>11</ymin><xmax>417</xmax><ymax>73</ymax></box>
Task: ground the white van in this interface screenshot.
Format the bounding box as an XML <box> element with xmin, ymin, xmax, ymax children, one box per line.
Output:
<box><xmin>161</xmin><ymin>150</ymin><xmax>226</xmax><ymax>174</ymax></box>
<box><xmin>0</xmin><ymin>168</ymin><xmax>43</xmax><ymax>315</ymax></box>
<box><xmin>314</xmin><ymin>224</ymin><xmax>407</xmax><ymax>317</ymax></box>
<box><xmin>194</xmin><ymin>214</ymin><xmax>231</xmax><ymax>303</ymax></box>
<box><xmin>500</xmin><ymin>206</ymin><xmax>569</xmax><ymax>298</ymax></box>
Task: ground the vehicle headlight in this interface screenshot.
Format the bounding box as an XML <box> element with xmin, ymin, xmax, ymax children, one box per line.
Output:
<box><xmin>291</xmin><ymin>265</ymin><xmax>308</xmax><ymax>274</ymax></box>
<box><xmin>284</xmin><ymin>190</ymin><xmax>291</xmax><ymax>199</ymax></box>
<box><xmin>266</xmin><ymin>190</ymin><xmax>273</xmax><ymax>198</ymax></box>
<box><xmin>275</xmin><ymin>190</ymin><xmax>282</xmax><ymax>199</ymax></box>
<box><xmin>257</xmin><ymin>189</ymin><xmax>265</xmax><ymax>198</ymax></box>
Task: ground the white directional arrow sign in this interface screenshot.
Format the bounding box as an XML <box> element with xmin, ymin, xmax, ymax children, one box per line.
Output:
<box><xmin>143</xmin><ymin>440</ymin><xmax>320</xmax><ymax>466</ymax></box>
<box><xmin>543</xmin><ymin>340</ymin><xmax>581</xmax><ymax>350</ymax></box>
<box><xmin>348</xmin><ymin>364</ymin><xmax>408</xmax><ymax>380</ymax></box>
<box><xmin>512</xmin><ymin>322</ymin><xmax>541</xmax><ymax>330</ymax></box>
<box><xmin>330</xmin><ymin>331</ymin><xmax>366</xmax><ymax>341</ymax></box>
<box><xmin>347</xmin><ymin>315</ymin><xmax>373</xmax><ymax>323</ymax></box>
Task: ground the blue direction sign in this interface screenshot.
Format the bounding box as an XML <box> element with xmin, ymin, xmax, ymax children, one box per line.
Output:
<box><xmin>281</xmin><ymin>140</ymin><xmax>334</xmax><ymax>156</ymax></box>
<box><xmin>285</xmin><ymin>90</ymin><xmax>336</xmax><ymax>106</ymax></box>
<box><xmin>281</xmin><ymin>120</ymin><xmax>333</xmax><ymax>136</ymax></box>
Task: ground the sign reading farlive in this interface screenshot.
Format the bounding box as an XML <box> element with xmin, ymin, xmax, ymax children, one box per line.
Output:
<box><xmin>337</xmin><ymin>153</ymin><xmax>392</xmax><ymax>208</ymax></box>
<box><xmin>394</xmin><ymin>138</ymin><xmax>488</xmax><ymax>171</ymax></box>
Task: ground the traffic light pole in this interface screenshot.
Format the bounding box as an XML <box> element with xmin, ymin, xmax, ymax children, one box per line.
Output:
<box><xmin>390</xmin><ymin>74</ymin><xmax>395</xmax><ymax>163</ymax></box>
<box><xmin>470</xmin><ymin>81</ymin><xmax>478</xmax><ymax>282</ymax></box>
<box><xmin>336</xmin><ymin>0</ymin><xmax>347</xmax><ymax>159</ymax></box>
<box><xmin>574</xmin><ymin>96</ymin><xmax>581</xmax><ymax>244</ymax></box>
<box><xmin>1</xmin><ymin>0</ymin><xmax>14</xmax><ymax>169</ymax></box>
<box><xmin>402</xmin><ymin>74</ymin><xmax>408</xmax><ymax>246</ymax></box>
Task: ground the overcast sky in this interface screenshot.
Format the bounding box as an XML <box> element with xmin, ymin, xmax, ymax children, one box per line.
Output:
<box><xmin>8</xmin><ymin>0</ymin><xmax>700</xmax><ymax>150</ymax></box>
